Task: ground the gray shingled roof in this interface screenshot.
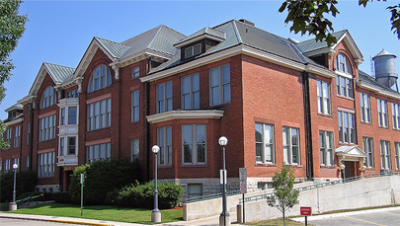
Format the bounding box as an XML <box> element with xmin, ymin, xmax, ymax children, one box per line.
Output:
<box><xmin>296</xmin><ymin>30</ymin><xmax>347</xmax><ymax>53</ymax></box>
<box><xmin>43</xmin><ymin>63</ymin><xmax>75</xmax><ymax>84</ymax></box>
<box><xmin>358</xmin><ymin>70</ymin><xmax>399</xmax><ymax>94</ymax></box>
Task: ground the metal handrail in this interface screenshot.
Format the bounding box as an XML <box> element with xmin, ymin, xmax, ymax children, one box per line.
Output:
<box><xmin>15</xmin><ymin>193</ymin><xmax>44</xmax><ymax>209</ymax></box>
<box><xmin>185</xmin><ymin>189</ymin><xmax>241</xmax><ymax>203</ymax></box>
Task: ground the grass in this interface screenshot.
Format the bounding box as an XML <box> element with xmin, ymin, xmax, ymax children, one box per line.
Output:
<box><xmin>1</xmin><ymin>203</ymin><xmax>183</xmax><ymax>225</ymax></box>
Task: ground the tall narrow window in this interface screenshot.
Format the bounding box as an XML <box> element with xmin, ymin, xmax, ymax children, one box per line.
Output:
<box><xmin>60</xmin><ymin>108</ymin><xmax>65</xmax><ymax>125</ymax></box>
<box><xmin>377</xmin><ymin>99</ymin><xmax>388</xmax><ymax>127</ymax></box>
<box><xmin>131</xmin><ymin>90</ymin><xmax>139</xmax><ymax>122</ymax></box>
<box><xmin>363</xmin><ymin>137</ymin><xmax>374</xmax><ymax>168</ymax></box>
<box><xmin>255</xmin><ymin>123</ymin><xmax>275</xmax><ymax>163</ymax></box>
<box><xmin>319</xmin><ymin>131</ymin><xmax>334</xmax><ymax>166</ymax></box>
<box><xmin>157</xmin><ymin>126</ymin><xmax>172</xmax><ymax>166</ymax></box>
<box><xmin>317</xmin><ymin>80</ymin><xmax>331</xmax><ymax>115</ymax></box>
<box><xmin>131</xmin><ymin>139</ymin><xmax>139</xmax><ymax>162</ymax></box>
<box><xmin>338</xmin><ymin>111</ymin><xmax>356</xmax><ymax>144</ymax></box>
<box><xmin>392</xmin><ymin>103</ymin><xmax>400</xmax><ymax>130</ymax></box>
<box><xmin>27</xmin><ymin>122</ymin><xmax>31</xmax><ymax>145</ymax></box>
<box><xmin>68</xmin><ymin>107</ymin><xmax>77</xmax><ymax>124</ymax></box>
<box><xmin>336</xmin><ymin>75</ymin><xmax>353</xmax><ymax>98</ymax></box>
<box><xmin>283</xmin><ymin>126</ymin><xmax>300</xmax><ymax>165</ymax></box>
<box><xmin>210</xmin><ymin>64</ymin><xmax>230</xmax><ymax>106</ymax></box>
<box><xmin>131</xmin><ymin>66</ymin><xmax>140</xmax><ymax>78</ymax></box>
<box><xmin>5</xmin><ymin>128</ymin><xmax>12</xmax><ymax>145</ymax></box>
<box><xmin>88</xmin><ymin>65</ymin><xmax>112</xmax><ymax>93</ymax></box>
<box><xmin>380</xmin><ymin>140</ymin><xmax>391</xmax><ymax>169</ymax></box>
<box><xmin>360</xmin><ymin>93</ymin><xmax>371</xmax><ymax>123</ymax></box>
<box><xmin>4</xmin><ymin>159</ymin><xmax>10</xmax><ymax>173</ymax></box>
<box><xmin>335</xmin><ymin>54</ymin><xmax>352</xmax><ymax>74</ymax></box>
<box><xmin>40</xmin><ymin>86</ymin><xmax>56</xmax><ymax>109</ymax></box>
<box><xmin>13</xmin><ymin>126</ymin><xmax>20</xmax><ymax>148</ymax></box>
<box><xmin>182</xmin><ymin>124</ymin><xmax>206</xmax><ymax>165</ymax></box>
<box><xmin>59</xmin><ymin>137</ymin><xmax>65</xmax><ymax>156</ymax></box>
<box><xmin>182</xmin><ymin>74</ymin><xmax>200</xmax><ymax>110</ymax></box>
<box><xmin>157</xmin><ymin>81</ymin><xmax>172</xmax><ymax>113</ymax></box>
<box><xmin>394</xmin><ymin>142</ymin><xmax>400</xmax><ymax>170</ymax></box>
<box><xmin>67</xmin><ymin>137</ymin><xmax>76</xmax><ymax>155</ymax></box>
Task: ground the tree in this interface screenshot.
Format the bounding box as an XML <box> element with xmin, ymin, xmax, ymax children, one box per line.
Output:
<box><xmin>267</xmin><ymin>164</ymin><xmax>299</xmax><ymax>226</ymax></box>
<box><xmin>279</xmin><ymin>0</ymin><xmax>400</xmax><ymax>46</ymax></box>
<box><xmin>0</xmin><ymin>0</ymin><xmax>27</xmax><ymax>150</ymax></box>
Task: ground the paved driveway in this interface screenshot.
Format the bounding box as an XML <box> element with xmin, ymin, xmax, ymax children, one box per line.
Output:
<box><xmin>293</xmin><ymin>207</ymin><xmax>400</xmax><ymax>226</ymax></box>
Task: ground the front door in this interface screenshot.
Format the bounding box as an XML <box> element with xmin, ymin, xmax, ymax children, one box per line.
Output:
<box><xmin>344</xmin><ymin>161</ymin><xmax>355</xmax><ymax>179</ymax></box>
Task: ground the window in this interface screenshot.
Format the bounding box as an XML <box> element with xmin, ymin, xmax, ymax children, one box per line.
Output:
<box><xmin>87</xmin><ymin>98</ymin><xmax>111</xmax><ymax>131</ymax></box>
<box><xmin>182</xmin><ymin>124</ymin><xmax>206</xmax><ymax>165</ymax></box>
<box><xmin>363</xmin><ymin>137</ymin><xmax>374</xmax><ymax>168</ymax></box>
<box><xmin>157</xmin><ymin>81</ymin><xmax>172</xmax><ymax>113</ymax></box>
<box><xmin>131</xmin><ymin>66</ymin><xmax>140</xmax><ymax>78</ymax></box>
<box><xmin>131</xmin><ymin>90</ymin><xmax>139</xmax><ymax>122</ymax></box>
<box><xmin>336</xmin><ymin>75</ymin><xmax>353</xmax><ymax>98</ymax></box>
<box><xmin>335</xmin><ymin>54</ymin><xmax>352</xmax><ymax>74</ymax></box>
<box><xmin>182</xmin><ymin>74</ymin><xmax>200</xmax><ymax>110</ymax></box>
<box><xmin>86</xmin><ymin>143</ymin><xmax>111</xmax><ymax>163</ymax></box>
<box><xmin>360</xmin><ymin>93</ymin><xmax>371</xmax><ymax>123</ymax></box>
<box><xmin>13</xmin><ymin>126</ymin><xmax>20</xmax><ymax>148</ymax></box>
<box><xmin>60</xmin><ymin>108</ymin><xmax>65</xmax><ymax>125</ymax></box>
<box><xmin>5</xmin><ymin>128</ymin><xmax>12</xmax><ymax>144</ymax></box>
<box><xmin>59</xmin><ymin>137</ymin><xmax>65</xmax><ymax>156</ymax></box>
<box><xmin>68</xmin><ymin>137</ymin><xmax>76</xmax><ymax>155</ymax></box>
<box><xmin>380</xmin><ymin>141</ymin><xmax>391</xmax><ymax>169</ymax></box>
<box><xmin>68</xmin><ymin>107</ymin><xmax>77</xmax><ymax>124</ymax></box>
<box><xmin>27</xmin><ymin>122</ymin><xmax>31</xmax><ymax>145</ymax></box>
<box><xmin>317</xmin><ymin>80</ymin><xmax>331</xmax><ymax>115</ymax></box>
<box><xmin>38</xmin><ymin>152</ymin><xmax>55</xmax><ymax>177</ymax></box>
<box><xmin>377</xmin><ymin>99</ymin><xmax>388</xmax><ymax>127</ymax></box>
<box><xmin>4</xmin><ymin>159</ymin><xmax>10</xmax><ymax>174</ymax></box>
<box><xmin>210</xmin><ymin>64</ymin><xmax>230</xmax><ymax>106</ymax></box>
<box><xmin>393</xmin><ymin>103</ymin><xmax>400</xmax><ymax>130</ymax></box>
<box><xmin>131</xmin><ymin>139</ymin><xmax>139</xmax><ymax>162</ymax></box>
<box><xmin>157</xmin><ymin>126</ymin><xmax>172</xmax><ymax>166</ymax></box>
<box><xmin>187</xmin><ymin>184</ymin><xmax>202</xmax><ymax>198</ymax></box>
<box><xmin>319</xmin><ymin>131</ymin><xmax>334</xmax><ymax>166</ymax></box>
<box><xmin>255</xmin><ymin>123</ymin><xmax>275</xmax><ymax>163</ymax></box>
<box><xmin>40</xmin><ymin>86</ymin><xmax>56</xmax><ymax>109</ymax></box>
<box><xmin>65</xmin><ymin>89</ymin><xmax>79</xmax><ymax>98</ymax></box>
<box><xmin>283</xmin><ymin>126</ymin><xmax>300</xmax><ymax>164</ymax></box>
<box><xmin>25</xmin><ymin>156</ymin><xmax>29</xmax><ymax>171</ymax></box>
<box><xmin>395</xmin><ymin>142</ymin><xmax>400</xmax><ymax>170</ymax></box>
<box><xmin>12</xmin><ymin>158</ymin><xmax>19</xmax><ymax>171</ymax></box>
<box><xmin>39</xmin><ymin>115</ymin><xmax>56</xmax><ymax>141</ymax></box>
<box><xmin>185</xmin><ymin>43</ymin><xmax>202</xmax><ymax>58</ymax></box>
<box><xmin>338</xmin><ymin>111</ymin><xmax>356</xmax><ymax>144</ymax></box>
<box><xmin>88</xmin><ymin>65</ymin><xmax>112</xmax><ymax>93</ymax></box>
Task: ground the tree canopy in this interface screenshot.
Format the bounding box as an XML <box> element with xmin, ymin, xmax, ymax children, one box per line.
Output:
<box><xmin>0</xmin><ymin>0</ymin><xmax>27</xmax><ymax>151</ymax></box>
<box><xmin>279</xmin><ymin>0</ymin><xmax>400</xmax><ymax>46</ymax></box>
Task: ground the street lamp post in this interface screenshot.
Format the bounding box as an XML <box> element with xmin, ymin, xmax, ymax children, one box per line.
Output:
<box><xmin>11</xmin><ymin>164</ymin><xmax>18</xmax><ymax>211</ymax></box>
<box><xmin>218</xmin><ymin>136</ymin><xmax>230</xmax><ymax>226</ymax></box>
<box><xmin>151</xmin><ymin>145</ymin><xmax>161</xmax><ymax>223</ymax></box>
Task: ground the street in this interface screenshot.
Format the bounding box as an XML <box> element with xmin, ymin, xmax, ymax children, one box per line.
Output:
<box><xmin>303</xmin><ymin>208</ymin><xmax>400</xmax><ymax>226</ymax></box>
<box><xmin>0</xmin><ymin>218</ymin><xmax>82</xmax><ymax>226</ymax></box>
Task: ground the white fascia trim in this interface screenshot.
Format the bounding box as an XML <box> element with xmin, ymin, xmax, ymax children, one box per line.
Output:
<box><xmin>18</xmin><ymin>95</ymin><xmax>36</xmax><ymax>106</ymax></box>
<box><xmin>302</xmin><ymin>47</ymin><xmax>332</xmax><ymax>57</ymax></box>
<box><xmin>5</xmin><ymin>118</ymin><xmax>23</xmax><ymax>126</ymax></box>
<box><xmin>111</xmin><ymin>49</ymin><xmax>172</xmax><ymax>68</ymax></box>
<box><xmin>174</xmin><ymin>34</ymin><xmax>225</xmax><ymax>48</ymax></box>
<box><xmin>74</xmin><ymin>40</ymin><xmax>100</xmax><ymax>78</ymax></box>
<box><xmin>357</xmin><ymin>81</ymin><xmax>400</xmax><ymax>100</ymax></box>
<box><xmin>141</xmin><ymin>45</ymin><xmax>334</xmax><ymax>82</ymax></box>
<box><xmin>146</xmin><ymin>109</ymin><xmax>224</xmax><ymax>124</ymax></box>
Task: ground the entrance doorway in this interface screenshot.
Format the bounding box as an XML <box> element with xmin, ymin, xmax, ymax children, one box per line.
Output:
<box><xmin>343</xmin><ymin>161</ymin><xmax>357</xmax><ymax>180</ymax></box>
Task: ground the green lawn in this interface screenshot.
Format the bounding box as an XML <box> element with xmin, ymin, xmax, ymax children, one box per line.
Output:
<box><xmin>2</xmin><ymin>203</ymin><xmax>183</xmax><ymax>225</ymax></box>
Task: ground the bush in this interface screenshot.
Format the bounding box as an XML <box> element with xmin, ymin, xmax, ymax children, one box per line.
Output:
<box><xmin>53</xmin><ymin>192</ymin><xmax>73</xmax><ymax>203</ymax></box>
<box><xmin>0</xmin><ymin>171</ymin><xmax>36</xmax><ymax>202</ymax></box>
<box><xmin>69</xmin><ymin>159</ymin><xmax>141</xmax><ymax>205</ymax></box>
<box><xmin>116</xmin><ymin>181</ymin><xmax>184</xmax><ymax>209</ymax></box>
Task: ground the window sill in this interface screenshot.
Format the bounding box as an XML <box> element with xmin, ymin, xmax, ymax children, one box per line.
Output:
<box><xmin>337</xmin><ymin>95</ymin><xmax>354</xmax><ymax>101</ymax></box>
<box><xmin>378</xmin><ymin>126</ymin><xmax>390</xmax><ymax>129</ymax></box>
<box><xmin>317</xmin><ymin>113</ymin><xmax>333</xmax><ymax>118</ymax></box>
<box><xmin>360</xmin><ymin>121</ymin><xmax>372</xmax><ymax>125</ymax></box>
<box><xmin>180</xmin><ymin>164</ymin><xmax>208</xmax><ymax>168</ymax></box>
<box><xmin>255</xmin><ymin>162</ymin><xmax>277</xmax><ymax>167</ymax></box>
<box><xmin>320</xmin><ymin>165</ymin><xmax>336</xmax><ymax>169</ymax></box>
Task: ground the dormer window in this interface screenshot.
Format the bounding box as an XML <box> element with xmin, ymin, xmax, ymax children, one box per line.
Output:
<box><xmin>185</xmin><ymin>43</ymin><xmax>202</xmax><ymax>58</ymax></box>
<box><xmin>335</xmin><ymin>54</ymin><xmax>352</xmax><ymax>74</ymax></box>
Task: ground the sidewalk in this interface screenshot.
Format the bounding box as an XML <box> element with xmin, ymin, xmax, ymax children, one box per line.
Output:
<box><xmin>0</xmin><ymin>210</ymin><xmax>240</xmax><ymax>226</ymax></box>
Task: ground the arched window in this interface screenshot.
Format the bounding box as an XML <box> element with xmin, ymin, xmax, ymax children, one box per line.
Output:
<box><xmin>88</xmin><ymin>65</ymin><xmax>112</xmax><ymax>93</ymax></box>
<box><xmin>40</xmin><ymin>86</ymin><xmax>56</xmax><ymax>109</ymax></box>
<box><xmin>335</xmin><ymin>54</ymin><xmax>352</xmax><ymax>74</ymax></box>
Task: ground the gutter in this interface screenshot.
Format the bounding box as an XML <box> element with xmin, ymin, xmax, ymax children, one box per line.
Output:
<box><xmin>303</xmin><ymin>67</ymin><xmax>314</xmax><ymax>180</ymax></box>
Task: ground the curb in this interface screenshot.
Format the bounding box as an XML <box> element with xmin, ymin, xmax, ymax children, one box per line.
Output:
<box><xmin>0</xmin><ymin>215</ymin><xmax>114</xmax><ymax>226</ymax></box>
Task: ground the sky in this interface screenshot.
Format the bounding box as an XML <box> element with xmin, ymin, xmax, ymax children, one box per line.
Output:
<box><xmin>1</xmin><ymin>0</ymin><xmax>399</xmax><ymax>120</ymax></box>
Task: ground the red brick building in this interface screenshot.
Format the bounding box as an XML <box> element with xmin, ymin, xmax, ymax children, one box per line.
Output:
<box><xmin>2</xmin><ymin>20</ymin><xmax>399</xmax><ymax>197</ymax></box>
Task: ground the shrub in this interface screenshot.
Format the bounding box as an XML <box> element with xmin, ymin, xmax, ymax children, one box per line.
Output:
<box><xmin>0</xmin><ymin>171</ymin><xmax>36</xmax><ymax>202</ymax></box>
<box><xmin>69</xmin><ymin>159</ymin><xmax>141</xmax><ymax>205</ymax></box>
<box><xmin>53</xmin><ymin>192</ymin><xmax>73</xmax><ymax>203</ymax></box>
<box><xmin>116</xmin><ymin>181</ymin><xmax>184</xmax><ymax>209</ymax></box>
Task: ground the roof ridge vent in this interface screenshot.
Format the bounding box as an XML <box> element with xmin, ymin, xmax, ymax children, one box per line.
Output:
<box><xmin>238</xmin><ymin>19</ymin><xmax>255</xmax><ymax>27</ymax></box>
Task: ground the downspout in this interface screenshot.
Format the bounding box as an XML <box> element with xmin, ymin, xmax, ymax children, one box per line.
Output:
<box><xmin>28</xmin><ymin>103</ymin><xmax>33</xmax><ymax>171</ymax></box>
<box><xmin>145</xmin><ymin>57</ymin><xmax>152</xmax><ymax>181</ymax></box>
<box><xmin>302</xmin><ymin>68</ymin><xmax>314</xmax><ymax>180</ymax></box>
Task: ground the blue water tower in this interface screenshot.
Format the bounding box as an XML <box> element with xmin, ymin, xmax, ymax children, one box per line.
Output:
<box><xmin>372</xmin><ymin>49</ymin><xmax>398</xmax><ymax>89</ymax></box>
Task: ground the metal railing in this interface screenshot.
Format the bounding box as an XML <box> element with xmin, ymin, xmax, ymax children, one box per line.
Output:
<box><xmin>15</xmin><ymin>193</ymin><xmax>44</xmax><ymax>209</ymax></box>
<box><xmin>239</xmin><ymin>172</ymin><xmax>400</xmax><ymax>204</ymax></box>
<box><xmin>185</xmin><ymin>189</ymin><xmax>241</xmax><ymax>203</ymax></box>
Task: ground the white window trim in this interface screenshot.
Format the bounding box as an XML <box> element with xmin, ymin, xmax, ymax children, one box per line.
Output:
<box><xmin>317</xmin><ymin>80</ymin><xmax>331</xmax><ymax>115</ymax></box>
<box><xmin>363</xmin><ymin>137</ymin><xmax>374</xmax><ymax>168</ymax></box>
<box><xmin>255</xmin><ymin>123</ymin><xmax>275</xmax><ymax>164</ymax></box>
<box><xmin>338</xmin><ymin>110</ymin><xmax>356</xmax><ymax>144</ymax></box>
<box><xmin>394</xmin><ymin>142</ymin><xmax>399</xmax><ymax>170</ymax></box>
<box><xmin>184</xmin><ymin>43</ymin><xmax>202</xmax><ymax>58</ymax></box>
<box><xmin>209</xmin><ymin>64</ymin><xmax>230</xmax><ymax>106</ymax></box>
<box><xmin>377</xmin><ymin>99</ymin><xmax>388</xmax><ymax>127</ymax></box>
<box><xmin>156</xmin><ymin>81</ymin><xmax>173</xmax><ymax>113</ymax></box>
<box><xmin>87</xmin><ymin>98</ymin><xmax>111</xmax><ymax>131</ymax></box>
<box><xmin>181</xmin><ymin>73</ymin><xmax>200</xmax><ymax>110</ymax></box>
<box><xmin>360</xmin><ymin>93</ymin><xmax>371</xmax><ymax>123</ymax></box>
<box><xmin>157</xmin><ymin>126</ymin><xmax>172</xmax><ymax>166</ymax></box>
<box><xmin>319</xmin><ymin>130</ymin><xmax>334</xmax><ymax>166</ymax></box>
<box><xmin>131</xmin><ymin>138</ymin><xmax>139</xmax><ymax>162</ymax></box>
<box><xmin>380</xmin><ymin>140</ymin><xmax>391</xmax><ymax>170</ymax></box>
<box><xmin>392</xmin><ymin>103</ymin><xmax>400</xmax><ymax>130</ymax></box>
<box><xmin>182</xmin><ymin>124</ymin><xmax>207</xmax><ymax>165</ymax></box>
<box><xmin>131</xmin><ymin>90</ymin><xmax>139</xmax><ymax>122</ymax></box>
<box><xmin>131</xmin><ymin>66</ymin><xmax>140</xmax><ymax>78</ymax></box>
<box><xmin>283</xmin><ymin>126</ymin><xmax>300</xmax><ymax>165</ymax></box>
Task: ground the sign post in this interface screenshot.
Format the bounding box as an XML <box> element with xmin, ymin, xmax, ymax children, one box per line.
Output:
<box><xmin>80</xmin><ymin>173</ymin><xmax>84</xmax><ymax>216</ymax></box>
<box><xmin>239</xmin><ymin>168</ymin><xmax>247</xmax><ymax>223</ymax></box>
<box><xmin>300</xmin><ymin>206</ymin><xmax>312</xmax><ymax>226</ymax></box>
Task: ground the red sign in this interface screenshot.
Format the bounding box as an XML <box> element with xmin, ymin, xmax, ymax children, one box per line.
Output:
<box><xmin>300</xmin><ymin>207</ymin><xmax>312</xmax><ymax>216</ymax></box>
